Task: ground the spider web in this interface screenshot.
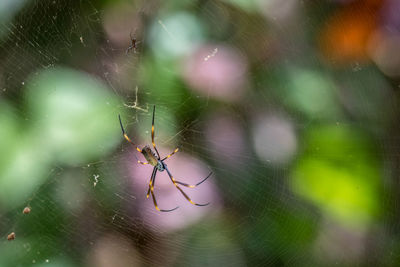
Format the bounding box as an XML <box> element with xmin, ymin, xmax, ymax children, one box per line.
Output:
<box><xmin>0</xmin><ymin>0</ymin><xmax>397</xmax><ymax>266</ymax></box>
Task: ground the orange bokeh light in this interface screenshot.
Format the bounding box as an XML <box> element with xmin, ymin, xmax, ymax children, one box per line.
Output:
<box><xmin>319</xmin><ymin>0</ymin><xmax>383</xmax><ymax>64</ymax></box>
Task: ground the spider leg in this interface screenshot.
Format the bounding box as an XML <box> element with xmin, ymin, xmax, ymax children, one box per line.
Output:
<box><xmin>148</xmin><ymin>167</ymin><xmax>179</xmax><ymax>212</ymax></box>
<box><xmin>146</xmin><ymin>167</ymin><xmax>156</xmax><ymax>199</ymax></box>
<box><xmin>173</xmin><ymin>172</ymin><xmax>212</xmax><ymax>188</ymax></box>
<box><xmin>118</xmin><ymin>115</ymin><xmax>142</xmax><ymax>152</ymax></box>
<box><xmin>165</xmin><ymin>167</ymin><xmax>210</xmax><ymax>206</ymax></box>
<box><xmin>151</xmin><ymin>105</ymin><xmax>161</xmax><ymax>158</ymax></box>
<box><xmin>132</xmin><ymin>154</ymin><xmax>148</xmax><ymax>166</ymax></box>
<box><xmin>162</xmin><ymin>148</ymin><xmax>180</xmax><ymax>161</ymax></box>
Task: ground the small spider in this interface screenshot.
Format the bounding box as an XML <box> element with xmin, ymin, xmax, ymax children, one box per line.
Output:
<box><xmin>119</xmin><ymin>106</ymin><xmax>211</xmax><ymax>212</ymax></box>
<box><xmin>125</xmin><ymin>32</ymin><xmax>140</xmax><ymax>54</ymax></box>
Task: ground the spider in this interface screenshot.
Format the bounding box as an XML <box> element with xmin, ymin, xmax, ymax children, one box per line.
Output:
<box><xmin>125</xmin><ymin>32</ymin><xmax>140</xmax><ymax>54</ymax></box>
<box><xmin>118</xmin><ymin>106</ymin><xmax>211</xmax><ymax>212</ymax></box>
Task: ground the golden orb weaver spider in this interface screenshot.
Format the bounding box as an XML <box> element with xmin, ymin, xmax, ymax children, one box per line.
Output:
<box><xmin>119</xmin><ymin>106</ymin><xmax>211</xmax><ymax>212</ymax></box>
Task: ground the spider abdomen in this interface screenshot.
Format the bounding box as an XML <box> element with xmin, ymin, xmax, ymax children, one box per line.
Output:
<box><xmin>141</xmin><ymin>146</ymin><xmax>158</xmax><ymax>165</ymax></box>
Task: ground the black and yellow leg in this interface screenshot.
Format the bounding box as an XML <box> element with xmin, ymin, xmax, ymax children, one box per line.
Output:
<box><xmin>148</xmin><ymin>167</ymin><xmax>179</xmax><ymax>212</ymax></box>
<box><xmin>146</xmin><ymin>168</ymin><xmax>155</xmax><ymax>199</ymax></box>
<box><xmin>118</xmin><ymin>114</ymin><xmax>142</xmax><ymax>153</ymax></box>
<box><xmin>173</xmin><ymin>172</ymin><xmax>212</xmax><ymax>188</ymax></box>
<box><xmin>162</xmin><ymin>148</ymin><xmax>180</xmax><ymax>161</ymax></box>
<box><xmin>165</xmin><ymin>168</ymin><xmax>209</xmax><ymax>206</ymax></box>
<box><xmin>151</xmin><ymin>106</ymin><xmax>161</xmax><ymax>158</ymax></box>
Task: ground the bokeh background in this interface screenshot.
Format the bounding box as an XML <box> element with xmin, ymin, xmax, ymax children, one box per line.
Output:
<box><xmin>0</xmin><ymin>0</ymin><xmax>399</xmax><ymax>266</ymax></box>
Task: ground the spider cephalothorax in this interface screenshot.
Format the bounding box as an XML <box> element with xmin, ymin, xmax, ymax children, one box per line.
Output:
<box><xmin>118</xmin><ymin>106</ymin><xmax>211</xmax><ymax>212</ymax></box>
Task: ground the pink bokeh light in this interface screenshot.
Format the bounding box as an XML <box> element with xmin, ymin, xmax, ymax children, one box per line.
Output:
<box><xmin>126</xmin><ymin>147</ymin><xmax>221</xmax><ymax>231</ymax></box>
<box><xmin>182</xmin><ymin>44</ymin><xmax>248</xmax><ymax>102</ymax></box>
<box><xmin>252</xmin><ymin>114</ymin><xmax>297</xmax><ymax>166</ymax></box>
<box><xmin>204</xmin><ymin>112</ymin><xmax>247</xmax><ymax>169</ymax></box>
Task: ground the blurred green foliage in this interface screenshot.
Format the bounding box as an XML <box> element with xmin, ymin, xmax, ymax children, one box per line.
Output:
<box><xmin>0</xmin><ymin>67</ymin><xmax>121</xmax><ymax>209</ymax></box>
<box><xmin>292</xmin><ymin>125</ymin><xmax>381</xmax><ymax>226</ymax></box>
